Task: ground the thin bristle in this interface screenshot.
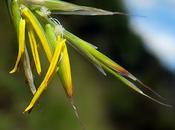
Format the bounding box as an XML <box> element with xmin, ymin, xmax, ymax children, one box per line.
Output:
<box><xmin>113</xmin><ymin>12</ymin><xmax>146</xmax><ymax>17</ymax></box>
<box><xmin>137</xmin><ymin>79</ymin><xmax>166</xmax><ymax>100</ymax></box>
<box><xmin>142</xmin><ymin>93</ymin><xmax>173</xmax><ymax>108</ymax></box>
<box><xmin>122</xmin><ymin>72</ymin><xmax>165</xmax><ymax>100</ymax></box>
<box><xmin>68</xmin><ymin>98</ymin><xmax>87</xmax><ymax>130</ymax></box>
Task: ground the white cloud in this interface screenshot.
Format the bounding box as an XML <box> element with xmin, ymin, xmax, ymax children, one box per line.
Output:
<box><xmin>123</xmin><ymin>0</ymin><xmax>175</xmax><ymax>72</ymax></box>
<box><xmin>129</xmin><ymin>20</ymin><xmax>175</xmax><ymax>71</ymax></box>
<box><xmin>124</xmin><ymin>0</ymin><xmax>156</xmax><ymax>9</ymax></box>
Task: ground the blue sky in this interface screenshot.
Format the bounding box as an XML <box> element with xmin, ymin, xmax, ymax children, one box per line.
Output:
<box><xmin>123</xmin><ymin>0</ymin><xmax>175</xmax><ymax>72</ymax></box>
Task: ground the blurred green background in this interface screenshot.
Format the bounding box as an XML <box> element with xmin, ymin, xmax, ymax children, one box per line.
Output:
<box><xmin>0</xmin><ymin>0</ymin><xmax>175</xmax><ymax>130</ymax></box>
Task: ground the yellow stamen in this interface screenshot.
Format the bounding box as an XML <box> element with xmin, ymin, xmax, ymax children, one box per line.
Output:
<box><xmin>58</xmin><ymin>44</ymin><xmax>73</xmax><ymax>97</ymax></box>
<box><xmin>21</xmin><ymin>6</ymin><xmax>52</xmax><ymax>61</ymax></box>
<box><xmin>10</xmin><ymin>18</ymin><xmax>26</xmax><ymax>73</ymax></box>
<box><xmin>24</xmin><ymin>36</ymin><xmax>66</xmax><ymax>113</ymax></box>
<box><xmin>28</xmin><ymin>25</ymin><xmax>41</xmax><ymax>75</ymax></box>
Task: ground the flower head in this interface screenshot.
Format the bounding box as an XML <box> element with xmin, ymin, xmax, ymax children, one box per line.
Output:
<box><xmin>7</xmin><ymin>0</ymin><xmax>171</xmax><ymax>114</ymax></box>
